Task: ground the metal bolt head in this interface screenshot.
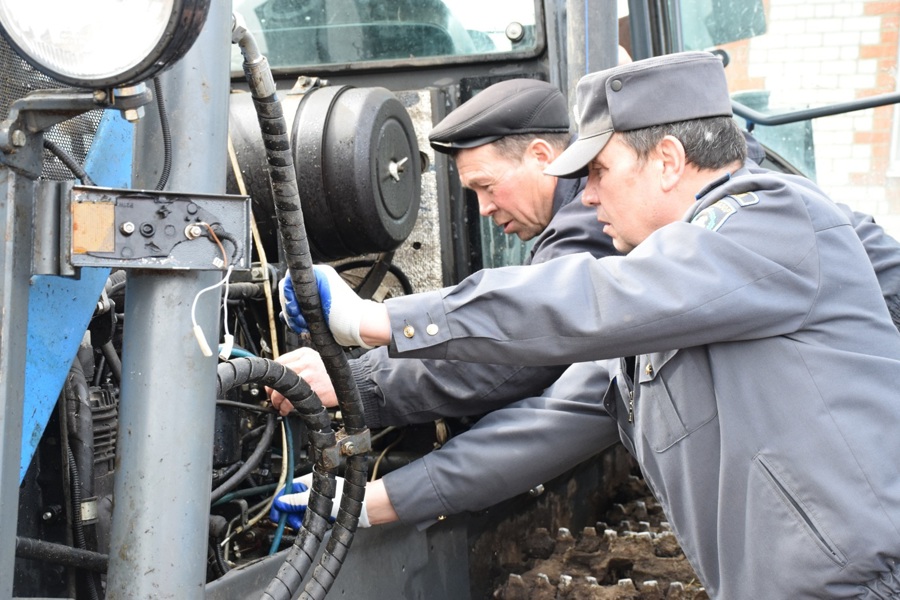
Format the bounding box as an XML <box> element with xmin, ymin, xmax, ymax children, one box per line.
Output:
<box><xmin>341</xmin><ymin>441</ymin><xmax>355</xmax><ymax>455</ymax></box>
<box><xmin>120</xmin><ymin>221</ymin><xmax>135</xmax><ymax>235</ymax></box>
<box><xmin>123</xmin><ymin>106</ymin><xmax>145</xmax><ymax>122</ymax></box>
<box><xmin>10</xmin><ymin>130</ymin><xmax>26</xmax><ymax>147</ymax></box>
<box><xmin>185</xmin><ymin>224</ymin><xmax>204</xmax><ymax>239</ymax></box>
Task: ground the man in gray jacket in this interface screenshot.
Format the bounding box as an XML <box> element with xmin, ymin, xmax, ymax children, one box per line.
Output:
<box><xmin>290</xmin><ymin>52</ymin><xmax>900</xmax><ymax>598</ymax></box>
<box><xmin>273</xmin><ymin>77</ymin><xmax>623</xmax><ymax>526</ymax></box>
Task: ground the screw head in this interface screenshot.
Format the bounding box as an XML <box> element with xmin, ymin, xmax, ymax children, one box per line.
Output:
<box><xmin>10</xmin><ymin>130</ymin><xmax>26</xmax><ymax>147</ymax></box>
<box><xmin>120</xmin><ymin>221</ymin><xmax>135</xmax><ymax>235</ymax></box>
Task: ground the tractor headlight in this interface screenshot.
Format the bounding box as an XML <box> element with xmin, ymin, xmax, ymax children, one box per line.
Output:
<box><xmin>0</xmin><ymin>0</ymin><xmax>210</xmax><ymax>89</ymax></box>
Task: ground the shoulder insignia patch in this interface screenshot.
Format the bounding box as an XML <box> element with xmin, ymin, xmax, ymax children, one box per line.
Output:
<box><xmin>690</xmin><ymin>199</ymin><xmax>736</xmax><ymax>232</ymax></box>
<box><xmin>729</xmin><ymin>191</ymin><xmax>760</xmax><ymax>207</ymax></box>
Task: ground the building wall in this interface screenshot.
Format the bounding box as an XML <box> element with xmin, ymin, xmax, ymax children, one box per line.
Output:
<box><xmin>720</xmin><ymin>0</ymin><xmax>900</xmax><ymax>235</ymax></box>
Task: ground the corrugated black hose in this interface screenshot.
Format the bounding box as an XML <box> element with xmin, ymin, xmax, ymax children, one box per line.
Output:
<box><xmin>216</xmin><ymin>357</ymin><xmax>341</xmax><ymax>598</ymax></box>
<box><xmin>233</xmin><ymin>18</ymin><xmax>370</xmax><ymax>600</ymax></box>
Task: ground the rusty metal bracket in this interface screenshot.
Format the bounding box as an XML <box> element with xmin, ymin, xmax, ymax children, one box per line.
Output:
<box><xmin>320</xmin><ymin>428</ymin><xmax>372</xmax><ymax>471</ymax></box>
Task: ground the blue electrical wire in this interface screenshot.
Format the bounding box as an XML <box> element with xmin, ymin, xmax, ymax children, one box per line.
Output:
<box><xmin>268</xmin><ymin>416</ymin><xmax>295</xmax><ymax>555</ymax></box>
<box><xmin>220</xmin><ymin>345</ymin><xmax>256</xmax><ymax>358</ymax></box>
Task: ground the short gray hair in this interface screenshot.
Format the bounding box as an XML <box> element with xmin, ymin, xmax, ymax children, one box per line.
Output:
<box><xmin>489</xmin><ymin>133</ymin><xmax>571</xmax><ymax>162</ymax></box>
<box><xmin>619</xmin><ymin>116</ymin><xmax>747</xmax><ymax>170</ymax></box>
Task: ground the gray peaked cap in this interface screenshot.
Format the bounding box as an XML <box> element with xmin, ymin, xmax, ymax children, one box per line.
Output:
<box><xmin>545</xmin><ymin>51</ymin><xmax>733</xmax><ymax>178</ymax></box>
<box><xmin>428</xmin><ymin>78</ymin><xmax>570</xmax><ymax>154</ymax></box>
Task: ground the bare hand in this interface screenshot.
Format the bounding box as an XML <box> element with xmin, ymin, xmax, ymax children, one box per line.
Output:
<box><xmin>268</xmin><ymin>347</ymin><xmax>338</xmax><ymax>415</ymax></box>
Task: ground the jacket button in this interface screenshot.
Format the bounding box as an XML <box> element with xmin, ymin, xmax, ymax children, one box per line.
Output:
<box><xmin>645</xmin><ymin>364</ymin><xmax>653</xmax><ymax>376</ymax></box>
<box><xmin>426</xmin><ymin>323</ymin><xmax>439</xmax><ymax>336</ymax></box>
<box><xmin>403</xmin><ymin>325</ymin><xmax>415</xmax><ymax>338</ymax></box>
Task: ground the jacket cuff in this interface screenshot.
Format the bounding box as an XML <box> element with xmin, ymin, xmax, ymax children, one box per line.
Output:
<box><xmin>382</xmin><ymin>462</ymin><xmax>445</xmax><ymax>530</ymax></box>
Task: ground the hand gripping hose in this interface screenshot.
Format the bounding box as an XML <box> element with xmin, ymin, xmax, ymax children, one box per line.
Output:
<box><xmin>232</xmin><ymin>18</ymin><xmax>371</xmax><ymax>600</ymax></box>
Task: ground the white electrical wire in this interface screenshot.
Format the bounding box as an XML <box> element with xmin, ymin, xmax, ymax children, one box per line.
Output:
<box><xmin>191</xmin><ymin>265</ymin><xmax>235</xmax><ymax>357</ymax></box>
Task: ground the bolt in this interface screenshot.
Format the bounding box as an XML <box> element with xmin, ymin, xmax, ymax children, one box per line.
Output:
<box><xmin>388</xmin><ymin>156</ymin><xmax>409</xmax><ymax>181</ymax></box>
<box><xmin>123</xmin><ymin>107</ymin><xmax>145</xmax><ymax>123</ymax></box>
<box><xmin>120</xmin><ymin>221</ymin><xmax>135</xmax><ymax>236</ymax></box>
<box><xmin>341</xmin><ymin>441</ymin><xmax>355</xmax><ymax>456</ymax></box>
<box><xmin>184</xmin><ymin>224</ymin><xmax>204</xmax><ymax>240</ymax></box>
<box><xmin>10</xmin><ymin>130</ymin><xmax>26</xmax><ymax>147</ymax></box>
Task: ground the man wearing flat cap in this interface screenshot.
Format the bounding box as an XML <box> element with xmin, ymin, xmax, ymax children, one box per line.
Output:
<box><xmin>271</xmin><ymin>77</ymin><xmax>623</xmax><ymax>527</ymax></box>
<box><xmin>288</xmin><ymin>51</ymin><xmax>900</xmax><ymax>598</ymax></box>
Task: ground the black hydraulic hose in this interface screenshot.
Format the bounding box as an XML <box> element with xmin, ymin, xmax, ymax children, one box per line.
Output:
<box><xmin>152</xmin><ymin>76</ymin><xmax>172</xmax><ymax>191</ymax></box>
<box><xmin>100</xmin><ymin>340</ymin><xmax>122</xmax><ymax>384</ymax></box>
<box><xmin>15</xmin><ymin>537</ymin><xmax>108</xmax><ymax>574</ymax></box>
<box><xmin>42</xmin><ymin>138</ymin><xmax>95</xmax><ymax>186</ymax></box>
<box><xmin>226</xmin><ymin>281</ymin><xmax>264</xmax><ymax>301</ymax></box>
<box><xmin>64</xmin><ymin>359</ymin><xmax>94</xmax><ymax>498</ymax></box>
<box><xmin>66</xmin><ymin>446</ymin><xmax>101</xmax><ymax>600</ymax></box>
<box><xmin>210</xmin><ymin>410</ymin><xmax>276</xmax><ymax>505</ymax></box>
<box><xmin>233</xmin><ymin>21</ymin><xmax>370</xmax><ymax>600</ymax></box>
<box><xmin>216</xmin><ymin>357</ymin><xmax>339</xmax><ymax>597</ymax></box>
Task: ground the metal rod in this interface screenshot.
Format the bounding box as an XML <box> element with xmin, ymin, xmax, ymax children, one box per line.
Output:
<box><xmin>104</xmin><ymin>1</ymin><xmax>232</xmax><ymax>598</ymax></box>
<box><xmin>733</xmin><ymin>91</ymin><xmax>900</xmax><ymax>128</ymax></box>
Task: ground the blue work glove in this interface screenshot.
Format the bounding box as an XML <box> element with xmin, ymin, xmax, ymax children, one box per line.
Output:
<box><xmin>269</xmin><ymin>476</ymin><xmax>310</xmax><ymax>531</ymax></box>
<box><xmin>278</xmin><ymin>265</ymin><xmax>374</xmax><ymax>348</ymax></box>
<box><xmin>270</xmin><ymin>473</ymin><xmax>370</xmax><ymax>529</ymax></box>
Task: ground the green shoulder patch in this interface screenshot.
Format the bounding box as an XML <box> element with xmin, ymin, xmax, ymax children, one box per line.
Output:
<box><xmin>690</xmin><ymin>199</ymin><xmax>736</xmax><ymax>232</ymax></box>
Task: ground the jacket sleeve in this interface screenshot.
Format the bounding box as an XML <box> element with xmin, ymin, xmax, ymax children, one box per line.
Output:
<box><xmin>386</xmin><ymin>174</ymin><xmax>833</xmax><ymax>365</ymax></box>
<box><xmin>349</xmin><ymin>348</ymin><xmax>565</xmax><ymax>428</ymax></box>
<box><xmin>350</xmin><ymin>193</ymin><xmax>619</xmax><ymax>429</ymax></box>
<box><xmin>382</xmin><ymin>361</ymin><xmax>620</xmax><ymax>527</ymax></box>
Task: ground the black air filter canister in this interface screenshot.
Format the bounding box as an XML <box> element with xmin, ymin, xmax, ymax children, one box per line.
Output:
<box><xmin>227</xmin><ymin>85</ymin><xmax>421</xmax><ymax>262</ymax></box>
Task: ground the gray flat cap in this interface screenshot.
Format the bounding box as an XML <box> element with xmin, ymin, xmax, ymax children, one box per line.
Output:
<box><xmin>429</xmin><ymin>78</ymin><xmax>569</xmax><ymax>154</ymax></box>
<box><xmin>545</xmin><ymin>51</ymin><xmax>733</xmax><ymax>178</ymax></box>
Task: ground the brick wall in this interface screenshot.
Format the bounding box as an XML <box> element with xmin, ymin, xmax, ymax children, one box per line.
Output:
<box><xmin>718</xmin><ymin>0</ymin><xmax>900</xmax><ymax>235</ymax></box>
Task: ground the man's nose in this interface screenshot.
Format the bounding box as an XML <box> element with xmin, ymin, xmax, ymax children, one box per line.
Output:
<box><xmin>582</xmin><ymin>185</ymin><xmax>599</xmax><ymax>207</ymax></box>
<box><xmin>478</xmin><ymin>196</ymin><xmax>496</xmax><ymax>216</ymax></box>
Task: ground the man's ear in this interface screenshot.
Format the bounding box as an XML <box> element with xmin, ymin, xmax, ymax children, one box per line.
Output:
<box><xmin>657</xmin><ymin>135</ymin><xmax>686</xmax><ymax>192</ymax></box>
<box><xmin>526</xmin><ymin>138</ymin><xmax>557</xmax><ymax>167</ymax></box>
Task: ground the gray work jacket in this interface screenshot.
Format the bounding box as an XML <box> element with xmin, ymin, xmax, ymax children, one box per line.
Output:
<box><xmin>361</xmin><ymin>175</ymin><xmax>622</xmax><ymax>525</ymax></box>
<box><xmin>350</xmin><ymin>175</ymin><xmax>609</xmax><ymax>428</ymax></box>
<box><xmin>384</xmin><ymin>165</ymin><xmax>900</xmax><ymax>599</ymax></box>
<box><xmin>344</xmin><ymin>174</ymin><xmax>623</xmax><ymax>525</ymax></box>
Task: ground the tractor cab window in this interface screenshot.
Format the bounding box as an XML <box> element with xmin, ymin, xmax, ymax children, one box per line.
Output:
<box><xmin>231</xmin><ymin>0</ymin><xmax>539</xmax><ymax>71</ymax></box>
<box><xmin>677</xmin><ymin>0</ymin><xmax>900</xmax><ymax>235</ymax></box>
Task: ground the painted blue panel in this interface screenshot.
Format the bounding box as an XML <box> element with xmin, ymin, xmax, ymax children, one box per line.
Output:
<box><xmin>21</xmin><ymin>112</ymin><xmax>133</xmax><ymax>482</ymax></box>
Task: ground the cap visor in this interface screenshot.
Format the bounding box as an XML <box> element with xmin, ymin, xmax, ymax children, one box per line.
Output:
<box><xmin>544</xmin><ymin>131</ymin><xmax>612</xmax><ymax>178</ymax></box>
<box><xmin>429</xmin><ymin>134</ymin><xmax>502</xmax><ymax>154</ymax></box>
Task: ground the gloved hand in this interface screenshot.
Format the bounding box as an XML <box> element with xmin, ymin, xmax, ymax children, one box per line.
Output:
<box><xmin>278</xmin><ymin>265</ymin><xmax>374</xmax><ymax>349</ymax></box>
<box><xmin>269</xmin><ymin>475</ymin><xmax>309</xmax><ymax>531</ymax></box>
<box><xmin>269</xmin><ymin>473</ymin><xmax>370</xmax><ymax>530</ymax></box>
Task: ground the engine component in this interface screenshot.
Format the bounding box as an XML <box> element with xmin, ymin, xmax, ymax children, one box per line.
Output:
<box><xmin>228</xmin><ymin>84</ymin><xmax>421</xmax><ymax>262</ymax></box>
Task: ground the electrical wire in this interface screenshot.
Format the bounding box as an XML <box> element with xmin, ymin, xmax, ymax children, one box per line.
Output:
<box><xmin>43</xmin><ymin>138</ymin><xmax>96</xmax><ymax>186</ymax></box>
<box><xmin>190</xmin><ymin>265</ymin><xmax>234</xmax><ymax>357</ymax></box>
<box><xmin>220</xmin><ymin>420</ymin><xmax>289</xmax><ymax>553</ymax></box>
<box><xmin>370</xmin><ymin>429</ymin><xmax>405</xmax><ymax>481</ymax></box>
<box><xmin>152</xmin><ymin>76</ymin><xmax>172</xmax><ymax>191</ymax></box>
<box><xmin>269</xmin><ymin>417</ymin><xmax>295</xmax><ymax>554</ymax></box>
<box><xmin>227</xmin><ymin>134</ymin><xmax>280</xmax><ymax>359</ymax></box>
<box><xmin>215</xmin><ymin>399</ymin><xmax>273</xmax><ymax>414</ymax></box>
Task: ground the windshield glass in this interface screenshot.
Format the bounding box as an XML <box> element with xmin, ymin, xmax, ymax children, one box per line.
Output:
<box><xmin>231</xmin><ymin>0</ymin><xmax>539</xmax><ymax>71</ymax></box>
